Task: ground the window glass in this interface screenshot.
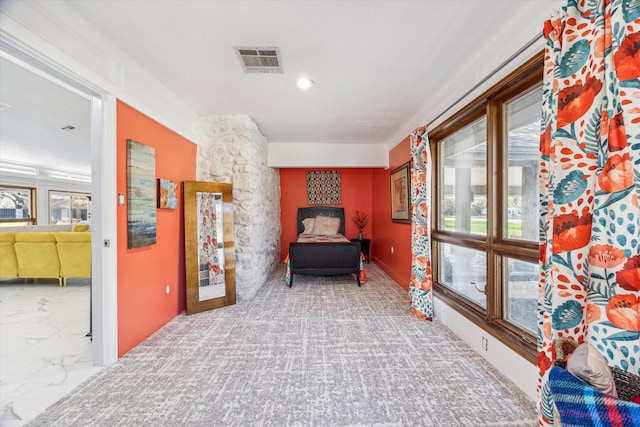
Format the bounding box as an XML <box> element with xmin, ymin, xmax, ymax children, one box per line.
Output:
<box><xmin>504</xmin><ymin>257</ymin><xmax>538</xmax><ymax>333</ymax></box>
<box><xmin>439</xmin><ymin>117</ymin><xmax>487</xmax><ymax>235</ymax></box>
<box><xmin>439</xmin><ymin>242</ymin><xmax>486</xmax><ymax>308</ymax></box>
<box><xmin>0</xmin><ymin>187</ymin><xmax>34</xmax><ymax>225</ymax></box>
<box><xmin>504</xmin><ymin>86</ymin><xmax>542</xmax><ymax>241</ymax></box>
<box><xmin>49</xmin><ymin>192</ymin><xmax>90</xmax><ymax>224</ymax></box>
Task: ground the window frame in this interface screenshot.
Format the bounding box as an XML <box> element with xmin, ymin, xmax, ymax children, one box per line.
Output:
<box><xmin>0</xmin><ymin>185</ymin><xmax>37</xmax><ymax>226</ymax></box>
<box><xmin>48</xmin><ymin>190</ymin><xmax>91</xmax><ymax>225</ymax></box>
<box><xmin>429</xmin><ymin>53</ymin><xmax>543</xmax><ymax>363</ymax></box>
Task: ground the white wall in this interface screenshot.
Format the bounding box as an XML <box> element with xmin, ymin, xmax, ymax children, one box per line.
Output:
<box><xmin>268</xmin><ymin>142</ymin><xmax>389</xmax><ymax>168</ymax></box>
<box><xmin>434</xmin><ymin>298</ymin><xmax>538</xmax><ymax>401</ymax></box>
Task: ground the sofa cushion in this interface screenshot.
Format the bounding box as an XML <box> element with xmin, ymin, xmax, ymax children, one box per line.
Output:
<box><xmin>56</xmin><ymin>232</ymin><xmax>91</xmax><ymax>243</ymax></box>
<box><xmin>0</xmin><ymin>232</ymin><xmax>15</xmax><ymax>243</ymax></box>
<box><xmin>56</xmin><ymin>232</ymin><xmax>91</xmax><ymax>279</ymax></box>
<box><xmin>72</xmin><ymin>224</ymin><xmax>90</xmax><ymax>232</ymax></box>
<box><xmin>1</xmin><ymin>224</ymin><xmax>73</xmax><ymax>233</ymax></box>
<box><xmin>15</xmin><ymin>232</ymin><xmax>57</xmax><ymax>243</ymax></box>
<box><xmin>0</xmin><ymin>231</ymin><xmax>16</xmax><ymax>243</ymax></box>
<box><xmin>14</xmin><ymin>232</ymin><xmax>60</xmax><ymax>279</ymax></box>
<box><xmin>0</xmin><ymin>234</ymin><xmax>18</xmax><ymax>278</ymax></box>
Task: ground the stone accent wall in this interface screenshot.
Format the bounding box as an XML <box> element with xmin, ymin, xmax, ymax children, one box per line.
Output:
<box><xmin>194</xmin><ymin>115</ymin><xmax>281</xmax><ymax>300</ymax></box>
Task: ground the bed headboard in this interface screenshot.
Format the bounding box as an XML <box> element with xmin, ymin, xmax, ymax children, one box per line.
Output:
<box><xmin>297</xmin><ymin>207</ymin><xmax>345</xmax><ymax>235</ymax></box>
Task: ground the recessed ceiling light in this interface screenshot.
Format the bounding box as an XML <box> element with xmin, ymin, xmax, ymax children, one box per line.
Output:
<box><xmin>0</xmin><ymin>102</ymin><xmax>11</xmax><ymax>111</ymax></box>
<box><xmin>297</xmin><ymin>77</ymin><xmax>314</xmax><ymax>89</ymax></box>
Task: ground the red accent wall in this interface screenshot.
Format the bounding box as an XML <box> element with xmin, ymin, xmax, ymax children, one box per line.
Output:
<box><xmin>371</xmin><ymin>137</ymin><xmax>412</xmax><ymax>289</ymax></box>
<box><xmin>279</xmin><ymin>168</ymin><xmax>375</xmax><ymax>259</ymax></box>
<box><xmin>116</xmin><ymin>100</ymin><xmax>197</xmax><ymax>357</ymax></box>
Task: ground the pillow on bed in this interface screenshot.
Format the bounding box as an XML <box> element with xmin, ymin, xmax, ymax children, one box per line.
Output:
<box><xmin>302</xmin><ymin>218</ymin><xmax>315</xmax><ymax>234</ymax></box>
<box><xmin>311</xmin><ymin>215</ymin><xmax>341</xmax><ymax>235</ymax></box>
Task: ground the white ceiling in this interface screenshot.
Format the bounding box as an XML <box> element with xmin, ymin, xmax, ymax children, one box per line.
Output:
<box><xmin>0</xmin><ymin>56</ymin><xmax>92</xmax><ymax>175</ymax></box>
<box><xmin>0</xmin><ymin>0</ymin><xmax>562</xmax><ymax>175</ymax></box>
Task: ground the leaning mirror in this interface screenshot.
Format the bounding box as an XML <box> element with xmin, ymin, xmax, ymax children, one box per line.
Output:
<box><xmin>184</xmin><ymin>181</ymin><xmax>236</xmax><ymax>314</ymax></box>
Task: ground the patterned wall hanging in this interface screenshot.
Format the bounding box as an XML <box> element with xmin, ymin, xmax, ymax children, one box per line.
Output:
<box><xmin>306</xmin><ymin>170</ymin><xmax>342</xmax><ymax>205</ymax></box>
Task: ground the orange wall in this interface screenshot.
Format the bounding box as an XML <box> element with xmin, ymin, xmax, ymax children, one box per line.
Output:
<box><xmin>371</xmin><ymin>137</ymin><xmax>412</xmax><ymax>289</ymax></box>
<box><xmin>279</xmin><ymin>168</ymin><xmax>375</xmax><ymax>259</ymax></box>
<box><xmin>116</xmin><ymin>100</ymin><xmax>197</xmax><ymax>357</ymax></box>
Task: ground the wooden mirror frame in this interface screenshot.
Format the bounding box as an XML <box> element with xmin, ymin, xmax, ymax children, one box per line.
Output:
<box><xmin>183</xmin><ymin>181</ymin><xmax>236</xmax><ymax>314</ymax></box>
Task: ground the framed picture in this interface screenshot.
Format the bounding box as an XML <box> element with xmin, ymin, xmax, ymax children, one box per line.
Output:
<box><xmin>390</xmin><ymin>161</ymin><xmax>410</xmax><ymax>223</ymax></box>
<box><xmin>158</xmin><ymin>178</ymin><xmax>178</xmax><ymax>209</ymax></box>
<box><xmin>127</xmin><ymin>139</ymin><xmax>157</xmax><ymax>248</ymax></box>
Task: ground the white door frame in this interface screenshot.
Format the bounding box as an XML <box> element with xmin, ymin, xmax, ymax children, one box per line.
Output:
<box><xmin>0</xmin><ymin>40</ymin><xmax>119</xmax><ymax>366</ymax></box>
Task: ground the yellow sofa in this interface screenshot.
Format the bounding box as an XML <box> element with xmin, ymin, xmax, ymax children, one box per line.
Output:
<box><xmin>0</xmin><ymin>232</ymin><xmax>18</xmax><ymax>279</ymax></box>
<box><xmin>14</xmin><ymin>232</ymin><xmax>62</xmax><ymax>286</ymax></box>
<box><xmin>0</xmin><ymin>230</ymin><xmax>91</xmax><ymax>286</ymax></box>
<box><xmin>56</xmin><ymin>232</ymin><xmax>91</xmax><ymax>286</ymax></box>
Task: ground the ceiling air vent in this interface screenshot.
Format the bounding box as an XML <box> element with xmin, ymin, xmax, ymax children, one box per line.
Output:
<box><xmin>235</xmin><ymin>47</ymin><xmax>283</xmax><ymax>73</ymax></box>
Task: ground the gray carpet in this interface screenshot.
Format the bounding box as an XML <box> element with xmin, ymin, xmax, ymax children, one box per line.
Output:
<box><xmin>28</xmin><ymin>263</ymin><xmax>537</xmax><ymax>426</ymax></box>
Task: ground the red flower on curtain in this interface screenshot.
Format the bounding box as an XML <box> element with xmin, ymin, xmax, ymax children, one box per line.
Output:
<box><xmin>552</xmin><ymin>213</ymin><xmax>592</xmax><ymax>253</ymax></box>
<box><xmin>589</xmin><ymin>244</ymin><xmax>627</xmax><ymax>268</ymax></box>
<box><xmin>605</xmin><ymin>294</ymin><xmax>640</xmax><ymax>331</ymax></box>
<box><xmin>557</xmin><ymin>77</ymin><xmax>603</xmax><ymax>128</ymax></box>
<box><xmin>412</xmin><ymin>306</ymin><xmax>427</xmax><ymax>320</ymax></box>
<box><xmin>613</xmin><ymin>31</ymin><xmax>640</xmax><ymax>82</ymax></box>
<box><xmin>540</xmin><ymin>124</ymin><xmax>552</xmax><ymax>157</ymax></box>
<box><xmin>598</xmin><ymin>153</ymin><xmax>634</xmax><ymax>192</ymax></box>
<box><xmin>543</xmin><ymin>17</ymin><xmax>564</xmax><ymax>43</ymax></box>
<box><xmin>607</xmin><ymin>112</ymin><xmax>628</xmax><ymax>152</ymax></box>
<box><xmin>586</xmin><ymin>303</ymin><xmax>602</xmax><ymax>323</ymax></box>
<box><xmin>539</xmin><ymin>351</ymin><xmax>553</xmax><ymax>377</ymax></box>
<box><xmin>616</xmin><ymin>254</ymin><xmax>640</xmax><ymax>292</ymax></box>
<box><xmin>540</xmin><ymin>242</ymin><xmax>548</xmax><ymax>264</ymax></box>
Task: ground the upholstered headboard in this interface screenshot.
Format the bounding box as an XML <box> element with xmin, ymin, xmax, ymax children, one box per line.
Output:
<box><xmin>297</xmin><ymin>207</ymin><xmax>345</xmax><ymax>235</ymax></box>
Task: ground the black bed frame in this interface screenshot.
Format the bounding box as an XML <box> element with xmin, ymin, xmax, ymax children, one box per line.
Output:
<box><xmin>288</xmin><ymin>207</ymin><xmax>362</xmax><ymax>287</ymax></box>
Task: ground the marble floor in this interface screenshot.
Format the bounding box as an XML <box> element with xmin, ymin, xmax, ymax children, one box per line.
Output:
<box><xmin>0</xmin><ymin>278</ymin><xmax>103</xmax><ymax>426</ymax></box>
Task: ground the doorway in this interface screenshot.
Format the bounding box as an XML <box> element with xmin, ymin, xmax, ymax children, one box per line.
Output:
<box><xmin>0</xmin><ymin>45</ymin><xmax>117</xmax><ymax>423</ymax></box>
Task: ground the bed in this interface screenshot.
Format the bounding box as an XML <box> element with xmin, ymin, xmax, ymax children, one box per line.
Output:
<box><xmin>286</xmin><ymin>207</ymin><xmax>364</xmax><ymax>287</ymax></box>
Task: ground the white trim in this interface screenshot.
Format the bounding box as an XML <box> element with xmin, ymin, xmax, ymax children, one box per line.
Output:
<box><xmin>91</xmin><ymin>94</ymin><xmax>118</xmax><ymax>366</ymax></box>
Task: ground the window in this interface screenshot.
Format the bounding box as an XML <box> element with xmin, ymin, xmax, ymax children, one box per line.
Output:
<box><xmin>0</xmin><ymin>186</ymin><xmax>36</xmax><ymax>226</ymax></box>
<box><xmin>440</xmin><ymin>117</ymin><xmax>487</xmax><ymax>236</ymax></box>
<box><xmin>49</xmin><ymin>191</ymin><xmax>91</xmax><ymax>224</ymax></box>
<box><xmin>430</xmin><ymin>55</ymin><xmax>542</xmax><ymax>362</ymax></box>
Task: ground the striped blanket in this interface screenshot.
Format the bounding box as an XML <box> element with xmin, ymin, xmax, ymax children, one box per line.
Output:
<box><xmin>549</xmin><ymin>367</ymin><xmax>640</xmax><ymax>426</ymax></box>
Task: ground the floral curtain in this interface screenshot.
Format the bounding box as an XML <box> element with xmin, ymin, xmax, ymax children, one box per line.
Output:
<box><xmin>409</xmin><ymin>126</ymin><xmax>433</xmax><ymax>320</ymax></box>
<box><xmin>538</xmin><ymin>1</ymin><xmax>640</xmax><ymax>425</ymax></box>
